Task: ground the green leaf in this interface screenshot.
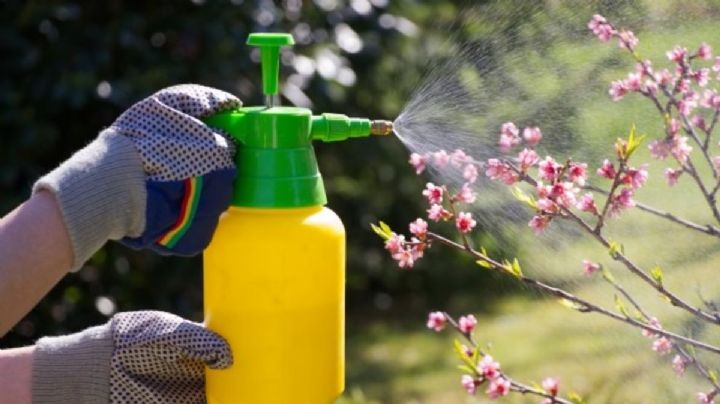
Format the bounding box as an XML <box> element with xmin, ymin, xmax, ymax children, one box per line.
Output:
<box><xmin>614</xmin><ymin>294</ymin><xmax>630</xmax><ymax>317</ymax></box>
<box><xmin>457</xmin><ymin>364</ymin><xmax>476</xmax><ymax>375</ymax></box>
<box><xmin>370</xmin><ymin>221</ymin><xmax>393</xmax><ymax>241</ymax></box>
<box><xmin>710</xmin><ymin>370</ymin><xmax>718</xmax><ymax>384</ymax></box>
<box><xmin>511</xmin><ymin>186</ymin><xmax>537</xmax><ymax>209</ymax></box>
<box><xmin>650</xmin><ymin>266</ymin><xmax>664</xmax><ymax>286</ymax></box>
<box><xmin>559</xmin><ymin>299</ymin><xmax>587</xmax><ymax>312</ymax></box>
<box><xmin>686</xmin><ymin>344</ymin><xmax>697</xmax><ymax>356</ymax></box>
<box><xmin>453</xmin><ymin>339</ymin><xmax>477</xmax><ymax>369</ymax></box>
<box><xmin>625</xmin><ymin>125</ymin><xmax>646</xmax><ymax>159</ymax></box>
<box><xmin>608</xmin><ymin>240</ymin><xmax>624</xmax><ymax>258</ymax></box>
<box><xmin>510</xmin><ymin>258</ymin><xmax>523</xmax><ymax>278</ymax></box>
<box><xmin>476</xmin><ymin>259</ymin><xmax>493</xmax><ymax>269</ymax></box>
<box><xmin>568</xmin><ymin>391</ymin><xmax>585</xmax><ymax>404</ymax></box>
<box><xmin>600</xmin><ymin>265</ymin><xmax>615</xmax><ymax>283</ymax></box>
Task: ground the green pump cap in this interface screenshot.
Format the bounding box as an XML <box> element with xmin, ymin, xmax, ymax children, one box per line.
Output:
<box><xmin>202</xmin><ymin>33</ymin><xmax>391</xmax><ymax>208</ymax></box>
<box><xmin>246</xmin><ymin>33</ymin><xmax>294</xmax><ymax>96</ymax></box>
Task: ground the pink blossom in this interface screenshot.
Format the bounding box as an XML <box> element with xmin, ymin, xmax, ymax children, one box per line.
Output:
<box><xmin>485</xmin><ymin>159</ymin><xmax>518</xmax><ymax>185</ymax></box>
<box><xmin>550</xmin><ymin>182</ymin><xmax>578</xmax><ymax>209</ymax></box>
<box><xmin>597</xmin><ymin>159</ymin><xmax>617</xmax><ymax>179</ymax></box>
<box><xmin>664</xmin><ymin>168</ymin><xmax>683</xmax><ymax>186</ymax></box>
<box><xmin>479</xmin><ymin>355</ymin><xmax>501</xmax><ymax>380</ymax></box>
<box><xmin>456</xmin><ymin>212</ymin><xmax>477</xmax><ymax>233</ymax></box>
<box><xmin>625</xmin><ymin>72</ymin><xmax>642</xmax><ymax>91</ymax></box>
<box><xmin>713</xmin><ymin>157</ymin><xmax>720</xmax><ymax>172</ymax></box>
<box><xmin>609</xmin><ymin>79</ymin><xmax>629</xmax><ymax>101</ymax></box>
<box><xmin>409</xmin><ymin>218</ymin><xmax>428</xmax><ymax>239</ymax></box>
<box><xmin>537</xmin><ymin>198</ymin><xmax>559</xmax><ymax>215</ymax></box>
<box><xmin>582</xmin><ymin>260</ymin><xmax>601</xmax><ymax>276</ymax></box>
<box><xmin>409</xmin><ymin>153</ymin><xmax>427</xmax><ymax>175</ymax></box>
<box><xmin>618</xmin><ymin>30</ymin><xmax>638</xmax><ymax>50</ymax></box>
<box><xmin>697</xmin><ymin>392</ymin><xmax>715</xmax><ymax>404</ymax></box>
<box><xmin>456</xmin><ymin>183</ymin><xmax>477</xmax><ymax>204</ymax></box>
<box><xmin>692</xmin><ymin>115</ymin><xmax>707</xmax><ymax>131</ymax></box>
<box><xmin>588</xmin><ymin>14</ymin><xmax>615</xmax><ymax>42</ymax></box>
<box><xmin>669</xmin><ymin>118</ymin><xmax>680</xmax><ymax>136</ymax></box>
<box><xmin>461</xmin><ymin>344</ymin><xmax>474</xmax><ymax>358</ymax></box>
<box><xmin>385</xmin><ymin>233</ymin><xmax>405</xmax><ymax>255</ymax></box>
<box><xmin>426</xmin><ymin>311</ymin><xmax>446</xmax><ymax>332</ymax></box>
<box><xmin>678</xmin><ymin>97</ymin><xmax>697</xmax><ymax>116</ymax></box>
<box><xmin>486</xmin><ymin>377</ymin><xmax>511</xmax><ymax>400</ymax></box>
<box><xmin>529</xmin><ymin>215</ymin><xmax>551</xmax><ymax>234</ymax></box>
<box><xmin>517</xmin><ymin>148</ymin><xmax>539</xmax><ymax>171</ymax></box>
<box><xmin>538</xmin><ymin>156</ymin><xmax>561</xmax><ymax>182</ymax></box>
<box><xmin>461</xmin><ymin>375</ymin><xmax>477</xmax><ymax>395</ymax></box>
<box><xmin>422</xmin><ymin>182</ymin><xmax>444</xmax><ymax>204</ymax></box>
<box><xmin>644</xmin><ymin>79</ymin><xmax>658</xmax><ymax>95</ymax></box>
<box><xmin>655</xmin><ymin>69</ymin><xmax>673</xmax><ymax>86</ymax></box>
<box><xmin>702</xmin><ymin>90</ymin><xmax>720</xmax><ymax>110</ymax></box>
<box><xmin>642</xmin><ymin>317</ymin><xmax>662</xmax><ymax>338</ymax></box>
<box><xmin>432</xmin><ymin>150</ymin><xmax>450</xmax><ymax>168</ymax></box>
<box><xmin>450</xmin><ymin>149</ymin><xmax>470</xmax><ymax>167</ymax></box>
<box><xmin>672</xmin><ymin>355</ymin><xmax>688</xmax><ymax>376</ymax></box>
<box><xmin>568</xmin><ymin>162</ymin><xmax>588</xmax><ymax>185</ymax></box>
<box><xmin>458</xmin><ymin>314</ymin><xmax>477</xmax><ymax>334</ymax></box>
<box><xmin>523</xmin><ymin>127</ymin><xmax>543</xmax><ymax>146</ymax></box>
<box><xmin>542</xmin><ymin>377</ymin><xmax>559</xmax><ymax>396</ymax></box>
<box><xmin>715</xmin><ymin>56</ymin><xmax>720</xmax><ymax>72</ymax></box>
<box><xmin>649</xmin><ymin>139</ymin><xmax>671</xmax><ymax>159</ymax></box>
<box><xmin>393</xmin><ymin>248</ymin><xmax>415</xmax><ymax>269</ymax></box>
<box><xmin>427</xmin><ymin>204</ymin><xmax>452</xmax><ymax>222</ymax></box>
<box><xmin>636</xmin><ymin>61</ymin><xmax>653</xmax><ymax>77</ymax></box>
<box><xmin>667</xmin><ymin>46</ymin><xmax>687</xmax><ymax>63</ymax></box>
<box><xmin>697</xmin><ymin>43</ymin><xmax>712</xmax><ymax>60</ymax></box>
<box><xmin>499</xmin><ymin>122</ymin><xmax>521</xmax><ymax>152</ymax></box>
<box><xmin>652</xmin><ymin>337</ymin><xmax>673</xmax><ymax>355</ymax></box>
<box><xmin>463</xmin><ymin>164</ymin><xmax>479</xmax><ymax>183</ymax></box>
<box><xmin>608</xmin><ymin>188</ymin><xmax>635</xmax><ymax>217</ymax></box>
<box><xmin>622</xmin><ymin>164</ymin><xmax>649</xmax><ymax>190</ymax></box>
<box><xmin>671</xmin><ymin>136</ymin><xmax>692</xmax><ymax>163</ymax></box>
<box><xmin>576</xmin><ymin>193</ymin><xmax>598</xmax><ymax>214</ymax></box>
<box><xmin>693</xmin><ymin>68</ymin><xmax>710</xmax><ymax>87</ymax></box>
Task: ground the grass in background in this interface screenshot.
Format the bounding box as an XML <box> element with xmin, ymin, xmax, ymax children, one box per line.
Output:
<box><xmin>339</xmin><ymin>16</ymin><xmax>720</xmax><ymax>404</ymax></box>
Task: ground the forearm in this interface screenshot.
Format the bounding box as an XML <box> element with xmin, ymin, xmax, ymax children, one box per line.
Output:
<box><xmin>0</xmin><ymin>346</ymin><xmax>33</xmax><ymax>404</ymax></box>
<box><xmin>0</xmin><ymin>191</ymin><xmax>72</xmax><ymax>336</ymax></box>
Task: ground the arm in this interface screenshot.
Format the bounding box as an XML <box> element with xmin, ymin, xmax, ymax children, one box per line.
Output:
<box><xmin>0</xmin><ymin>346</ymin><xmax>33</xmax><ymax>404</ymax></box>
<box><xmin>0</xmin><ymin>191</ymin><xmax>72</xmax><ymax>336</ymax></box>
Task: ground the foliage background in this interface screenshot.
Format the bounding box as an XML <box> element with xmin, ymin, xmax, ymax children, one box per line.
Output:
<box><xmin>2</xmin><ymin>0</ymin><xmax>720</xmax><ymax>402</ymax></box>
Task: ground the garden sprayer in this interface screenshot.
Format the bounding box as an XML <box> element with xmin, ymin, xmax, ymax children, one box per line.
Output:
<box><xmin>202</xmin><ymin>33</ymin><xmax>392</xmax><ymax>403</ymax></box>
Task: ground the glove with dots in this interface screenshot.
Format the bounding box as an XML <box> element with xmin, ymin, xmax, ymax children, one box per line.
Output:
<box><xmin>34</xmin><ymin>84</ymin><xmax>240</xmax><ymax>271</ymax></box>
<box><xmin>32</xmin><ymin>310</ymin><xmax>232</xmax><ymax>404</ymax></box>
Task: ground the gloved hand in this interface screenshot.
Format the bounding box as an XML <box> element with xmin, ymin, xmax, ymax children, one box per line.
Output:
<box><xmin>32</xmin><ymin>311</ymin><xmax>232</xmax><ymax>404</ymax></box>
<box><xmin>34</xmin><ymin>84</ymin><xmax>240</xmax><ymax>271</ymax></box>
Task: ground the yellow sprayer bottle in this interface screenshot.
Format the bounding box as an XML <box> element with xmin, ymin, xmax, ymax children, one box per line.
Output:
<box><xmin>201</xmin><ymin>33</ymin><xmax>392</xmax><ymax>404</ymax></box>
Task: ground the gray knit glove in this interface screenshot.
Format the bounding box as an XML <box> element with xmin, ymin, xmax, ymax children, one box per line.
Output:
<box><xmin>33</xmin><ymin>84</ymin><xmax>241</xmax><ymax>271</ymax></box>
<box><xmin>32</xmin><ymin>311</ymin><xmax>233</xmax><ymax>404</ymax></box>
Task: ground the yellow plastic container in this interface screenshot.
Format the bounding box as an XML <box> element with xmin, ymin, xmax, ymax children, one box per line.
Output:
<box><xmin>204</xmin><ymin>205</ymin><xmax>345</xmax><ymax>404</ymax></box>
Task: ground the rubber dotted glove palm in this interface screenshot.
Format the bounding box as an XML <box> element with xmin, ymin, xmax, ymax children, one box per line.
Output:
<box><xmin>34</xmin><ymin>84</ymin><xmax>240</xmax><ymax>270</ymax></box>
<box><xmin>32</xmin><ymin>311</ymin><xmax>232</xmax><ymax>404</ymax></box>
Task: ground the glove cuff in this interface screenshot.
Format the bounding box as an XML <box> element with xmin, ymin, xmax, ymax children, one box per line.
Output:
<box><xmin>32</xmin><ymin>323</ymin><xmax>114</xmax><ymax>404</ymax></box>
<box><xmin>33</xmin><ymin>130</ymin><xmax>147</xmax><ymax>271</ymax></box>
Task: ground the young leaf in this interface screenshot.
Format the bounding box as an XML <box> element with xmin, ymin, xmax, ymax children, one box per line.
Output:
<box><xmin>559</xmin><ymin>299</ymin><xmax>587</xmax><ymax>312</ymax></box>
<box><xmin>476</xmin><ymin>259</ymin><xmax>493</xmax><ymax>269</ymax></box>
<box><xmin>453</xmin><ymin>339</ymin><xmax>477</xmax><ymax>369</ymax></box>
<box><xmin>614</xmin><ymin>294</ymin><xmax>630</xmax><ymax>317</ymax></box>
<box><xmin>457</xmin><ymin>364</ymin><xmax>476</xmax><ymax>375</ymax></box>
<box><xmin>710</xmin><ymin>370</ymin><xmax>718</xmax><ymax>384</ymax></box>
<box><xmin>510</xmin><ymin>258</ymin><xmax>524</xmax><ymax>278</ymax></box>
<box><xmin>608</xmin><ymin>240</ymin><xmax>624</xmax><ymax>258</ymax></box>
<box><xmin>568</xmin><ymin>391</ymin><xmax>585</xmax><ymax>404</ymax></box>
<box><xmin>650</xmin><ymin>266</ymin><xmax>664</xmax><ymax>286</ymax></box>
<box><xmin>600</xmin><ymin>266</ymin><xmax>615</xmax><ymax>283</ymax></box>
<box><xmin>370</xmin><ymin>222</ymin><xmax>393</xmax><ymax>241</ymax></box>
<box><xmin>511</xmin><ymin>186</ymin><xmax>538</xmax><ymax>209</ymax></box>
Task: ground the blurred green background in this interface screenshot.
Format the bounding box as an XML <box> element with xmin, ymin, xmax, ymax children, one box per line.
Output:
<box><xmin>2</xmin><ymin>0</ymin><xmax>720</xmax><ymax>402</ymax></box>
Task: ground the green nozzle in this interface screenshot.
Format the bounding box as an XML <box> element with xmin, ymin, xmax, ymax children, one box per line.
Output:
<box><xmin>247</xmin><ymin>33</ymin><xmax>295</xmax><ymax>97</ymax></box>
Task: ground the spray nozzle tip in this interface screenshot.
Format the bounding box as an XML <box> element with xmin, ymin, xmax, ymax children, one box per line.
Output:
<box><xmin>371</xmin><ymin>120</ymin><xmax>394</xmax><ymax>136</ymax></box>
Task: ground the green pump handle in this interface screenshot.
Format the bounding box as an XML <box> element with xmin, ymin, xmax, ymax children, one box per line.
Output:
<box><xmin>246</xmin><ymin>33</ymin><xmax>294</xmax><ymax>97</ymax></box>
